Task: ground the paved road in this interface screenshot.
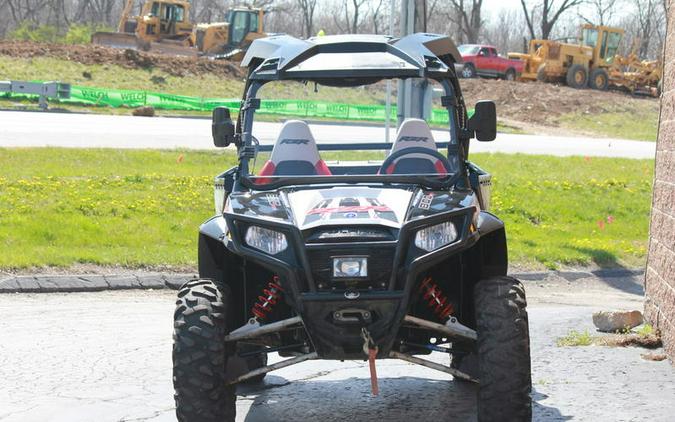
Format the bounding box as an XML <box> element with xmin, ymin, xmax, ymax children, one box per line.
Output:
<box><xmin>0</xmin><ymin>110</ymin><xmax>656</xmax><ymax>159</ymax></box>
<box><xmin>1</xmin><ymin>272</ymin><xmax>673</xmax><ymax>421</ymax></box>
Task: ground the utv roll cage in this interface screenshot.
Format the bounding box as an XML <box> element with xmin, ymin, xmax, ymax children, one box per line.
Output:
<box><xmin>210</xmin><ymin>33</ymin><xmax>497</xmax><ymax>191</ymax></box>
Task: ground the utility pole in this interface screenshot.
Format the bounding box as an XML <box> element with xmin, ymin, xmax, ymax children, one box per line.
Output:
<box><xmin>397</xmin><ymin>0</ymin><xmax>429</xmax><ymax>127</ymax></box>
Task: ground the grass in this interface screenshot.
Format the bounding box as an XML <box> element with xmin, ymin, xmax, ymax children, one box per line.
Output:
<box><xmin>557</xmin><ymin>101</ymin><xmax>659</xmax><ymax>141</ymax></box>
<box><xmin>557</xmin><ymin>330</ymin><xmax>594</xmax><ymax>346</ymax></box>
<box><xmin>473</xmin><ymin>153</ymin><xmax>654</xmax><ymax>269</ymax></box>
<box><xmin>0</xmin><ymin>148</ymin><xmax>653</xmax><ymax>270</ymax></box>
<box><xmin>557</xmin><ymin>324</ymin><xmax>662</xmax><ymax>348</ymax></box>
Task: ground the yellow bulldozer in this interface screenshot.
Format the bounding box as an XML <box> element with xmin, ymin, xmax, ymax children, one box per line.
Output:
<box><xmin>508</xmin><ymin>24</ymin><xmax>662</xmax><ymax>95</ymax></box>
<box><xmin>91</xmin><ymin>0</ymin><xmax>266</xmax><ymax>60</ymax></box>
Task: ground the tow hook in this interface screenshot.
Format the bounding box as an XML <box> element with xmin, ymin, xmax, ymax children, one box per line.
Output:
<box><xmin>361</xmin><ymin>327</ymin><xmax>379</xmax><ymax>396</ymax></box>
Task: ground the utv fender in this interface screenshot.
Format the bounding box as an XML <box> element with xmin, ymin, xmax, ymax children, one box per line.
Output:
<box><xmin>199</xmin><ymin>215</ymin><xmax>228</xmax><ymax>242</ymax></box>
<box><xmin>476</xmin><ymin>211</ymin><xmax>504</xmax><ymax>236</ymax></box>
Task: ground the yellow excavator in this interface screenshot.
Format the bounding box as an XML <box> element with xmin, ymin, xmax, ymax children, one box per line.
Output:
<box><xmin>508</xmin><ymin>24</ymin><xmax>661</xmax><ymax>95</ymax></box>
<box><xmin>91</xmin><ymin>0</ymin><xmax>266</xmax><ymax>60</ymax></box>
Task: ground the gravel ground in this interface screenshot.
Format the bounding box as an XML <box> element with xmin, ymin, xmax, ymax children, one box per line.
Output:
<box><xmin>0</xmin><ymin>272</ymin><xmax>673</xmax><ymax>422</ymax></box>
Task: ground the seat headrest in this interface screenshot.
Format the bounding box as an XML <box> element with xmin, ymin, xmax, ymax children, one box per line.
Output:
<box><xmin>391</xmin><ymin>118</ymin><xmax>437</xmax><ymax>153</ymax></box>
<box><xmin>270</xmin><ymin>120</ymin><xmax>321</xmax><ymax>165</ymax></box>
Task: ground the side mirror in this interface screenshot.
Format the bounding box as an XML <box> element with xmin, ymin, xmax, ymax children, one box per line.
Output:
<box><xmin>468</xmin><ymin>100</ymin><xmax>497</xmax><ymax>142</ymax></box>
<box><xmin>212</xmin><ymin>106</ymin><xmax>235</xmax><ymax>147</ymax></box>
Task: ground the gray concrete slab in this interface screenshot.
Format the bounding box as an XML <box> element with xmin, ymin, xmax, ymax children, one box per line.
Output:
<box><xmin>0</xmin><ymin>272</ymin><xmax>673</xmax><ymax>421</ymax></box>
<box><xmin>0</xmin><ymin>110</ymin><xmax>656</xmax><ymax>159</ymax></box>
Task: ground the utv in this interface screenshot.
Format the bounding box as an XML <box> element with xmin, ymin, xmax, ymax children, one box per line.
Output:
<box><xmin>173</xmin><ymin>33</ymin><xmax>531</xmax><ymax>421</ymax></box>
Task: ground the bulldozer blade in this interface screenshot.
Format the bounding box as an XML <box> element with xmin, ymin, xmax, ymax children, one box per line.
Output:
<box><xmin>91</xmin><ymin>32</ymin><xmax>139</xmax><ymax>50</ymax></box>
<box><xmin>144</xmin><ymin>41</ymin><xmax>199</xmax><ymax>57</ymax></box>
<box><xmin>91</xmin><ymin>32</ymin><xmax>199</xmax><ymax>57</ymax></box>
<box><xmin>211</xmin><ymin>47</ymin><xmax>244</xmax><ymax>61</ymax></box>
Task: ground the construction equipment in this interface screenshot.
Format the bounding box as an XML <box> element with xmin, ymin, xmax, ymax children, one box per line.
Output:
<box><xmin>91</xmin><ymin>1</ymin><xmax>266</xmax><ymax>60</ymax></box>
<box><xmin>508</xmin><ymin>24</ymin><xmax>662</xmax><ymax>95</ymax></box>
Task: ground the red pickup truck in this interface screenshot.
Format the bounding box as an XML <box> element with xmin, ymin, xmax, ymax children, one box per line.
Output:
<box><xmin>458</xmin><ymin>44</ymin><xmax>524</xmax><ymax>80</ymax></box>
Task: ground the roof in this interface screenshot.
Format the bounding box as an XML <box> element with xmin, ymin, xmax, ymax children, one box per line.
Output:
<box><xmin>241</xmin><ymin>33</ymin><xmax>463</xmax><ymax>84</ymax></box>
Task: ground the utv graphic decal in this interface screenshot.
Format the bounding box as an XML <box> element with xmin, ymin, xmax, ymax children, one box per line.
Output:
<box><xmin>419</xmin><ymin>193</ymin><xmax>434</xmax><ymax>210</ymax></box>
<box><xmin>307</xmin><ymin>205</ymin><xmax>393</xmax><ymax>215</ymax></box>
<box><xmin>280</xmin><ymin>138</ymin><xmax>310</xmax><ymax>145</ymax></box>
<box><xmin>399</xmin><ymin>136</ymin><xmax>428</xmax><ymax>143</ymax></box>
<box><xmin>266</xmin><ymin>194</ymin><xmax>282</xmax><ymax>209</ymax></box>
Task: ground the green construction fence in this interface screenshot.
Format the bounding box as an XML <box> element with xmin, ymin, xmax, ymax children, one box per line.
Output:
<box><xmin>2</xmin><ymin>84</ymin><xmax>471</xmax><ymax>125</ymax></box>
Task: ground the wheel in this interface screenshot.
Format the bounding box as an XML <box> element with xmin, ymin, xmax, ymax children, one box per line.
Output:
<box><xmin>589</xmin><ymin>68</ymin><xmax>609</xmax><ymax>90</ymax></box>
<box><xmin>504</xmin><ymin>68</ymin><xmax>516</xmax><ymax>81</ymax></box>
<box><xmin>462</xmin><ymin>63</ymin><xmax>476</xmax><ymax>78</ymax></box>
<box><xmin>173</xmin><ymin>279</ymin><xmax>236</xmax><ymax>422</ymax></box>
<box><xmin>237</xmin><ymin>343</ymin><xmax>268</xmax><ymax>384</ymax></box>
<box><xmin>450</xmin><ymin>349</ymin><xmax>478</xmax><ymax>381</ymax></box>
<box><xmin>474</xmin><ymin>276</ymin><xmax>531</xmax><ymax>422</ymax></box>
<box><xmin>536</xmin><ymin>65</ymin><xmax>547</xmax><ymax>82</ymax></box>
<box><xmin>566</xmin><ymin>64</ymin><xmax>588</xmax><ymax>89</ymax></box>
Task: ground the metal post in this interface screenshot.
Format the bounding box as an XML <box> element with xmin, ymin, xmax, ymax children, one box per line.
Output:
<box><xmin>384</xmin><ymin>0</ymin><xmax>395</xmax><ymax>145</ymax></box>
<box><xmin>397</xmin><ymin>0</ymin><xmax>429</xmax><ymax>127</ymax></box>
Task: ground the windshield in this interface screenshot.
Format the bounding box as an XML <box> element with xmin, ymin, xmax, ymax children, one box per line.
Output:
<box><xmin>602</xmin><ymin>31</ymin><xmax>622</xmax><ymax>62</ymax></box>
<box><xmin>582</xmin><ymin>28</ymin><xmax>598</xmax><ymax>48</ymax></box>
<box><xmin>237</xmin><ymin>77</ymin><xmax>464</xmax><ymax>190</ymax></box>
<box><xmin>458</xmin><ymin>45</ymin><xmax>480</xmax><ymax>55</ymax></box>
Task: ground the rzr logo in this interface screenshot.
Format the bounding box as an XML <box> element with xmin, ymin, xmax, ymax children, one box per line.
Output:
<box><xmin>399</xmin><ymin>136</ymin><xmax>428</xmax><ymax>143</ymax></box>
<box><xmin>281</xmin><ymin>138</ymin><xmax>309</xmax><ymax>145</ymax></box>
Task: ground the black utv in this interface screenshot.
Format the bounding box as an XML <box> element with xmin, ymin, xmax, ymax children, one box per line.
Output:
<box><xmin>172</xmin><ymin>33</ymin><xmax>531</xmax><ymax>422</ymax></box>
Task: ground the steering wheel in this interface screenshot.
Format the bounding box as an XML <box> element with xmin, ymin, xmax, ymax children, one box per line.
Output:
<box><xmin>380</xmin><ymin>147</ymin><xmax>453</xmax><ymax>175</ymax></box>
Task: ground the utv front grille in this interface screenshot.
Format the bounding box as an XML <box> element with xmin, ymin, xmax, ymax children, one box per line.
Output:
<box><xmin>307</xmin><ymin>246</ymin><xmax>395</xmax><ymax>291</ymax></box>
<box><xmin>305</xmin><ymin>227</ymin><xmax>395</xmax><ymax>243</ymax></box>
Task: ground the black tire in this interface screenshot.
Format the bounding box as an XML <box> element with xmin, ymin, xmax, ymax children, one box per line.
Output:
<box><xmin>237</xmin><ymin>343</ymin><xmax>268</xmax><ymax>384</ymax></box>
<box><xmin>475</xmin><ymin>276</ymin><xmax>531</xmax><ymax>422</ymax></box>
<box><xmin>589</xmin><ymin>68</ymin><xmax>609</xmax><ymax>90</ymax></box>
<box><xmin>173</xmin><ymin>279</ymin><xmax>236</xmax><ymax>422</ymax></box>
<box><xmin>462</xmin><ymin>63</ymin><xmax>477</xmax><ymax>78</ymax></box>
<box><xmin>504</xmin><ymin>68</ymin><xmax>517</xmax><ymax>81</ymax></box>
<box><xmin>450</xmin><ymin>349</ymin><xmax>478</xmax><ymax>381</ymax></box>
<box><xmin>566</xmin><ymin>64</ymin><xmax>588</xmax><ymax>89</ymax></box>
<box><xmin>536</xmin><ymin>65</ymin><xmax>547</xmax><ymax>82</ymax></box>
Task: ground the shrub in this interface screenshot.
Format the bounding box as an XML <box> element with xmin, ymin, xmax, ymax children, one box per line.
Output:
<box><xmin>7</xmin><ymin>22</ymin><xmax>113</xmax><ymax>45</ymax></box>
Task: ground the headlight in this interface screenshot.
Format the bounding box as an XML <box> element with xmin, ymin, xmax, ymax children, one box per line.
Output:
<box><xmin>414</xmin><ymin>221</ymin><xmax>458</xmax><ymax>251</ymax></box>
<box><xmin>244</xmin><ymin>226</ymin><xmax>288</xmax><ymax>255</ymax></box>
<box><xmin>333</xmin><ymin>257</ymin><xmax>368</xmax><ymax>278</ymax></box>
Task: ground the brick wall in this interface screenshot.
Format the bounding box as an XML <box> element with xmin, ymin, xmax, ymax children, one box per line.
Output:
<box><xmin>645</xmin><ymin>0</ymin><xmax>675</xmax><ymax>361</ymax></box>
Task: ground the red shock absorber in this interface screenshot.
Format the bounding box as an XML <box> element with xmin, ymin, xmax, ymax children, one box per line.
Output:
<box><xmin>418</xmin><ymin>277</ymin><xmax>454</xmax><ymax>320</ymax></box>
<box><xmin>252</xmin><ymin>276</ymin><xmax>284</xmax><ymax>320</ymax></box>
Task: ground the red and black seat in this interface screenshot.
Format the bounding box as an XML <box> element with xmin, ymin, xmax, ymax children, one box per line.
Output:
<box><xmin>258</xmin><ymin>120</ymin><xmax>332</xmax><ymax>177</ymax></box>
<box><xmin>380</xmin><ymin>118</ymin><xmax>449</xmax><ymax>175</ymax></box>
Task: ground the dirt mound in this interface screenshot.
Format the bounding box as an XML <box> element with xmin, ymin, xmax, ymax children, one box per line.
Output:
<box><xmin>459</xmin><ymin>78</ymin><xmax>657</xmax><ymax>127</ymax></box>
<box><xmin>0</xmin><ymin>40</ymin><xmax>243</xmax><ymax>78</ymax></box>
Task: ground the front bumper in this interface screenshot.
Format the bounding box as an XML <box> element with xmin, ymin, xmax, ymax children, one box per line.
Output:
<box><xmin>224</xmin><ymin>208</ymin><xmax>478</xmax><ymax>359</ymax></box>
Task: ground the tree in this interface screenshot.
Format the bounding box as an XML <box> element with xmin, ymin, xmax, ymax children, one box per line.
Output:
<box><xmin>296</xmin><ymin>0</ymin><xmax>317</xmax><ymax>37</ymax></box>
<box><xmin>519</xmin><ymin>0</ymin><xmax>586</xmax><ymax>40</ymax></box>
<box><xmin>634</xmin><ymin>0</ymin><xmax>667</xmax><ymax>57</ymax></box>
<box><xmin>446</xmin><ymin>0</ymin><xmax>484</xmax><ymax>43</ymax></box>
<box><xmin>579</xmin><ymin>0</ymin><xmax>618</xmax><ymax>25</ymax></box>
<box><xmin>333</xmin><ymin>0</ymin><xmax>368</xmax><ymax>34</ymax></box>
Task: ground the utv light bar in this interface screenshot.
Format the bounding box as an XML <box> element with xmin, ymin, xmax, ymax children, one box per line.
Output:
<box><xmin>333</xmin><ymin>257</ymin><xmax>368</xmax><ymax>278</ymax></box>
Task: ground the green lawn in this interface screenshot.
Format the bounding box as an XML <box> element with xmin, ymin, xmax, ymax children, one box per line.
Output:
<box><xmin>0</xmin><ymin>148</ymin><xmax>653</xmax><ymax>270</ymax></box>
<box><xmin>557</xmin><ymin>101</ymin><xmax>659</xmax><ymax>141</ymax></box>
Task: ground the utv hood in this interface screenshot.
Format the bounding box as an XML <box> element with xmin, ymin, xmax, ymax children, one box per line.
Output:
<box><xmin>227</xmin><ymin>185</ymin><xmax>479</xmax><ymax>230</ymax></box>
<box><xmin>286</xmin><ymin>187</ymin><xmax>413</xmax><ymax>229</ymax></box>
